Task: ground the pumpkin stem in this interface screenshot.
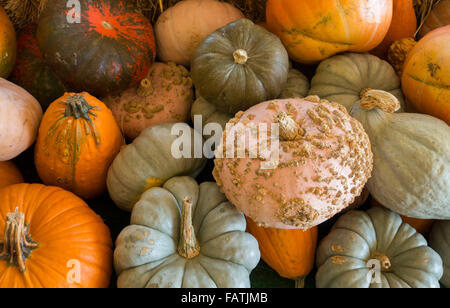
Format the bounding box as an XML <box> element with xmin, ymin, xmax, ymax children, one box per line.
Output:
<box><xmin>137</xmin><ymin>78</ymin><xmax>154</xmax><ymax>97</ymax></box>
<box><xmin>274</xmin><ymin>111</ymin><xmax>304</xmax><ymax>141</ymax></box>
<box><xmin>233</xmin><ymin>49</ymin><xmax>248</xmax><ymax>65</ymax></box>
<box><xmin>0</xmin><ymin>208</ymin><xmax>38</xmax><ymax>273</ymax></box>
<box><xmin>373</xmin><ymin>253</ymin><xmax>392</xmax><ymax>271</ymax></box>
<box><xmin>359</xmin><ymin>90</ymin><xmax>401</xmax><ymax>114</ymax></box>
<box><xmin>178</xmin><ymin>197</ymin><xmax>200</xmax><ymax>259</ymax></box>
<box><xmin>295</xmin><ymin>276</ymin><xmax>306</xmax><ymax>288</ymax></box>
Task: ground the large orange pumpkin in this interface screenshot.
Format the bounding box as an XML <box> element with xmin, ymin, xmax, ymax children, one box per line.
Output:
<box><xmin>266</xmin><ymin>0</ymin><xmax>393</xmax><ymax>64</ymax></box>
<box><xmin>246</xmin><ymin>217</ymin><xmax>318</xmax><ymax>287</ymax></box>
<box><xmin>35</xmin><ymin>93</ymin><xmax>124</xmax><ymax>199</ymax></box>
<box><xmin>0</xmin><ymin>183</ymin><xmax>112</xmax><ymax>288</ymax></box>
<box><xmin>0</xmin><ymin>161</ymin><xmax>23</xmax><ymax>189</ymax></box>
<box><xmin>402</xmin><ymin>25</ymin><xmax>450</xmax><ymax>124</ymax></box>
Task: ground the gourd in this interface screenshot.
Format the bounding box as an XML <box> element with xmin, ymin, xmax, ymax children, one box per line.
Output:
<box><xmin>36</xmin><ymin>0</ymin><xmax>156</xmax><ymax>97</ymax></box>
<box><xmin>402</xmin><ymin>25</ymin><xmax>450</xmax><ymax>124</ymax></box>
<box><xmin>0</xmin><ymin>183</ymin><xmax>113</xmax><ymax>288</ymax></box>
<box><xmin>418</xmin><ymin>0</ymin><xmax>450</xmax><ymax>39</ymax></box>
<box><xmin>0</xmin><ymin>161</ymin><xmax>23</xmax><ymax>189</ymax></box>
<box><xmin>266</xmin><ymin>0</ymin><xmax>393</xmax><ymax>64</ymax></box>
<box><xmin>0</xmin><ymin>6</ymin><xmax>16</xmax><ymax>78</ymax></box>
<box><xmin>155</xmin><ymin>0</ymin><xmax>244</xmax><ymax>66</ymax></box>
<box><xmin>213</xmin><ymin>96</ymin><xmax>373</xmax><ymax>230</ymax></box>
<box><xmin>104</xmin><ymin>62</ymin><xmax>194</xmax><ymax>140</ymax></box>
<box><xmin>191</xmin><ymin>18</ymin><xmax>289</xmax><ymax>115</ymax></box>
<box><xmin>245</xmin><ymin>216</ymin><xmax>317</xmax><ymax>288</ymax></box>
<box><xmin>34</xmin><ymin>92</ymin><xmax>124</xmax><ymax>199</ymax></box>
<box><xmin>316</xmin><ymin>207</ymin><xmax>443</xmax><ymax>288</ymax></box>
<box><xmin>0</xmin><ymin>78</ymin><xmax>43</xmax><ymax>161</ymax></box>
<box><xmin>107</xmin><ymin>123</ymin><xmax>207</xmax><ymax>211</ymax></box>
<box><xmin>279</xmin><ymin>68</ymin><xmax>310</xmax><ymax>100</ymax></box>
<box><xmin>351</xmin><ymin>89</ymin><xmax>450</xmax><ymax>219</ymax></box>
<box><xmin>114</xmin><ymin>176</ymin><xmax>260</xmax><ymax>288</ymax></box>
<box><xmin>309</xmin><ymin>53</ymin><xmax>405</xmax><ymax>112</ymax></box>
<box><xmin>429</xmin><ymin>220</ymin><xmax>450</xmax><ymax>287</ymax></box>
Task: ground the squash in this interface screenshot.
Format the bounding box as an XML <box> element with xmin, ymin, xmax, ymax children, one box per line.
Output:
<box><xmin>0</xmin><ymin>183</ymin><xmax>112</xmax><ymax>288</ymax></box>
<box><xmin>429</xmin><ymin>220</ymin><xmax>450</xmax><ymax>287</ymax></box>
<box><xmin>402</xmin><ymin>25</ymin><xmax>450</xmax><ymax>124</ymax></box>
<box><xmin>245</xmin><ymin>216</ymin><xmax>317</xmax><ymax>287</ymax></box>
<box><xmin>279</xmin><ymin>68</ymin><xmax>310</xmax><ymax>100</ymax></box>
<box><xmin>351</xmin><ymin>89</ymin><xmax>450</xmax><ymax>219</ymax></box>
<box><xmin>0</xmin><ymin>5</ymin><xmax>16</xmax><ymax>78</ymax></box>
<box><xmin>10</xmin><ymin>24</ymin><xmax>67</xmax><ymax>110</ymax></box>
<box><xmin>265</xmin><ymin>0</ymin><xmax>393</xmax><ymax>64</ymax></box>
<box><xmin>34</xmin><ymin>92</ymin><xmax>124</xmax><ymax>199</ymax></box>
<box><xmin>0</xmin><ymin>161</ymin><xmax>23</xmax><ymax>189</ymax></box>
<box><xmin>107</xmin><ymin>123</ymin><xmax>207</xmax><ymax>212</ymax></box>
<box><xmin>316</xmin><ymin>207</ymin><xmax>443</xmax><ymax>288</ymax></box>
<box><xmin>114</xmin><ymin>176</ymin><xmax>260</xmax><ymax>288</ymax></box>
<box><xmin>36</xmin><ymin>0</ymin><xmax>156</xmax><ymax>98</ymax></box>
<box><xmin>191</xmin><ymin>18</ymin><xmax>289</xmax><ymax>115</ymax></box>
<box><xmin>309</xmin><ymin>53</ymin><xmax>405</xmax><ymax>112</ymax></box>
<box><xmin>418</xmin><ymin>0</ymin><xmax>450</xmax><ymax>39</ymax></box>
<box><xmin>0</xmin><ymin>78</ymin><xmax>42</xmax><ymax>161</ymax></box>
<box><xmin>155</xmin><ymin>0</ymin><xmax>244</xmax><ymax>66</ymax></box>
<box><xmin>213</xmin><ymin>96</ymin><xmax>373</xmax><ymax>230</ymax></box>
<box><xmin>104</xmin><ymin>62</ymin><xmax>194</xmax><ymax>140</ymax></box>
<box><xmin>387</xmin><ymin>38</ymin><xmax>417</xmax><ymax>77</ymax></box>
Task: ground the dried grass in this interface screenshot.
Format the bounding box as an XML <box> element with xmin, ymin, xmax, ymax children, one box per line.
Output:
<box><xmin>413</xmin><ymin>0</ymin><xmax>442</xmax><ymax>36</ymax></box>
<box><xmin>0</xmin><ymin>0</ymin><xmax>48</xmax><ymax>29</ymax></box>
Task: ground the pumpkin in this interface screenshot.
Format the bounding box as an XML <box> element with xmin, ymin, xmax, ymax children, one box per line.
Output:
<box><xmin>429</xmin><ymin>220</ymin><xmax>450</xmax><ymax>287</ymax></box>
<box><xmin>0</xmin><ymin>161</ymin><xmax>23</xmax><ymax>189</ymax></box>
<box><xmin>265</xmin><ymin>0</ymin><xmax>393</xmax><ymax>64</ymax></box>
<box><xmin>10</xmin><ymin>24</ymin><xmax>67</xmax><ymax>111</ymax></box>
<box><xmin>0</xmin><ymin>183</ymin><xmax>112</xmax><ymax>288</ymax></box>
<box><xmin>104</xmin><ymin>62</ymin><xmax>194</xmax><ymax>140</ymax></box>
<box><xmin>155</xmin><ymin>0</ymin><xmax>244</xmax><ymax>66</ymax></box>
<box><xmin>0</xmin><ymin>78</ymin><xmax>42</xmax><ymax>161</ymax></box>
<box><xmin>34</xmin><ymin>92</ymin><xmax>124</xmax><ymax>199</ymax></box>
<box><xmin>0</xmin><ymin>5</ymin><xmax>16</xmax><ymax>78</ymax></box>
<box><xmin>309</xmin><ymin>53</ymin><xmax>405</xmax><ymax>112</ymax></box>
<box><xmin>387</xmin><ymin>38</ymin><xmax>417</xmax><ymax>77</ymax></box>
<box><xmin>402</xmin><ymin>25</ymin><xmax>450</xmax><ymax>124</ymax></box>
<box><xmin>114</xmin><ymin>176</ymin><xmax>260</xmax><ymax>288</ymax></box>
<box><xmin>351</xmin><ymin>89</ymin><xmax>450</xmax><ymax>219</ymax></box>
<box><xmin>213</xmin><ymin>96</ymin><xmax>373</xmax><ymax>230</ymax></box>
<box><xmin>371</xmin><ymin>0</ymin><xmax>417</xmax><ymax>59</ymax></box>
<box><xmin>245</xmin><ymin>216</ymin><xmax>317</xmax><ymax>287</ymax></box>
<box><xmin>191</xmin><ymin>18</ymin><xmax>289</xmax><ymax>115</ymax></box>
<box><xmin>316</xmin><ymin>207</ymin><xmax>443</xmax><ymax>288</ymax></box>
<box><xmin>107</xmin><ymin>122</ymin><xmax>207</xmax><ymax>212</ymax></box>
<box><xmin>279</xmin><ymin>68</ymin><xmax>310</xmax><ymax>100</ymax></box>
<box><xmin>418</xmin><ymin>0</ymin><xmax>450</xmax><ymax>39</ymax></box>
<box><xmin>36</xmin><ymin>0</ymin><xmax>156</xmax><ymax>98</ymax></box>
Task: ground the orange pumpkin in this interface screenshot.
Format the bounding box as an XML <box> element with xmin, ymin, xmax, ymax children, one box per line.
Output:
<box><xmin>0</xmin><ymin>183</ymin><xmax>112</xmax><ymax>288</ymax></box>
<box><xmin>0</xmin><ymin>6</ymin><xmax>16</xmax><ymax>78</ymax></box>
<box><xmin>266</xmin><ymin>0</ymin><xmax>393</xmax><ymax>64</ymax></box>
<box><xmin>0</xmin><ymin>161</ymin><xmax>23</xmax><ymax>189</ymax></box>
<box><xmin>402</xmin><ymin>25</ymin><xmax>450</xmax><ymax>124</ymax></box>
<box><xmin>35</xmin><ymin>93</ymin><xmax>124</xmax><ymax>199</ymax></box>
<box><xmin>246</xmin><ymin>216</ymin><xmax>318</xmax><ymax>287</ymax></box>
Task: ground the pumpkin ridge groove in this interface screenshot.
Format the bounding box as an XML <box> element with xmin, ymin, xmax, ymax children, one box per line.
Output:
<box><xmin>281</xmin><ymin>27</ymin><xmax>354</xmax><ymax>47</ymax></box>
<box><xmin>333</xmin><ymin>226</ymin><xmax>375</xmax><ymax>255</ymax></box>
<box><xmin>199</xmin><ymin>252</ymin><xmax>248</xmax><ymax>272</ymax></box>
<box><xmin>197</xmin><ymin>261</ymin><xmax>218</xmax><ymax>288</ymax></box>
<box><xmin>323</xmin><ymin>262</ymin><xmax>370</xmax><ymax>288</ymax></box>
<box><xmin>406</xmin><ymin>74</ymin><xmax>450</xmax><ymax>90</ymax></box>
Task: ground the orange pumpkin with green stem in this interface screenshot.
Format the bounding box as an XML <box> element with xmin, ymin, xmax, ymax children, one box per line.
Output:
<box><xmin>0</xmin><ymin>161</ymin><xmax>23</xmax><ymax>189</ymax></box>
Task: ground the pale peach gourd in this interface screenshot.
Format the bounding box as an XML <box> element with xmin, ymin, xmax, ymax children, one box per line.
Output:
<box><xmin>0</xmin><ymin>78</ymin><xmax>42</xmax><ymax>161</ymax></box>
<box><xmin>104</xmin><ymin>62</ymin><xmax>194</xmax><ymax>140</ymax></box>
<box><xmin>155</xmin><ymin>0</ymin><xmax>244</xmax><ymax>66</ymax></box>
<box><xmin>213</xmin><ymin>97</ymin><xmax>373</xmax><ymax>230</ymax></box>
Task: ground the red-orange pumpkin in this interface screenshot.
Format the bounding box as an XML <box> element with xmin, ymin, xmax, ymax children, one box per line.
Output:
<box><xmin>0</xmin><ymin>161</ymin><xmax>23</xmax><ymax>189</ymax></box>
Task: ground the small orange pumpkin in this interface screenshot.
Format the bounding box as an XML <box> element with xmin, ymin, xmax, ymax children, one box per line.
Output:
<box><xmin>0</xmin><ymin>161</ymin><xmax>23</xmax><ymax>189</ymax></box>
<box><xmin>35</xmin><ymin>93</ymin><xmax>124</xmax><ymax>199</ymax></box>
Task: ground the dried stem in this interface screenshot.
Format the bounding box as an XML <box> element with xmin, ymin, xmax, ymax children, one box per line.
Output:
<box><xmin>359</xmin><ymin>90</ymin><xmax>401</xmax><ymax>114</ymax></box>
<box><xmin>177</xmin><ymin>197</ymin><xmax>200</xmax><ymax>259</ymax></box>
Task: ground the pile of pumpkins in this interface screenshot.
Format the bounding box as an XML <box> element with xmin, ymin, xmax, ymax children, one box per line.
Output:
<box><xmin>0</xmin><ymin>0</ymin><xmax>449</xmax><ymax>288</ymax></box>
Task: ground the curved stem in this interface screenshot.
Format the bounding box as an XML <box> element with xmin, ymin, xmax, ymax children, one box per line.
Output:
<box><xmin>359</xmin><ymin>89</ymin><xmax>401</xmax><ymax>114</ymax></box>
<box><xmin>233</xmin><ymin>49</ymin><xmax>248</xmax><ymax>65</ymax></box>
<box><xmin>137</xmin><ymin>78</ymin><xmax>153</xmax><ymax>97</ymax></box>
<box><xmin>274</xmin><ymin>111</ymin><xmax>304</xmax><ymax>141</ymax></box>
<box><xmin>177</xmin><ymin>198</ymin><xmax>200</xmax><ymax>259</ymax></box>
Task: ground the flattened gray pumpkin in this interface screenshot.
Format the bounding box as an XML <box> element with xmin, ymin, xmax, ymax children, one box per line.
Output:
<box><xmin>114</xmin><ymin>176</ymin><xmax>261</xmax><ymax>288</ymax></box>
<box><xmin>429</xmin><ymin>221</ymin><xmax>450</xmax><ymax>287</ymax></box>
<box><xmin>316</xmin><ymin>207</ymin><xmax>443</xmax><ymax>288</ymax></box>
<box><xmin>191</xmin><ymin>18</ymin><xmax>289</xmax><ymax>115</ymax></box>
<box><xmin>309</xmin><ymin>53</ymin><xmax>405</xmax><ymax>112</ymax></box>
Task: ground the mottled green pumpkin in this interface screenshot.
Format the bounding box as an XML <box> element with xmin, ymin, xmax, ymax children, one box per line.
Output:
<box><xmin>429</xmin><ymin>221</ymin><xmax>450</xmax><ymax>287</ymax></box>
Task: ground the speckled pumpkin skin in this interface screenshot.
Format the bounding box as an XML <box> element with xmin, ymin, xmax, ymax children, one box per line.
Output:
<box><xmin>104</xmin><ymin>62</ymin><xmax>194</xmax><ymax>140</ymax></box>
<box><xmin>213</xmin><ymin>97</ymin><xmax>373</xmax><ymax>230</ymax></box>
<box><xmin>0</xmin><ymin>6</ymin><xmax>16</xmax><ymax>78</ymax></box>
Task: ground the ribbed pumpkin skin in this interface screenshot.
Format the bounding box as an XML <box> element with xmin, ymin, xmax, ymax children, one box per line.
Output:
<box><xmin>266</xmin><ymin>0</ymin><xmax>393</xmax><ymax>64</ymax></box>
<box><xmin>429</xmin><ymin>221</ymin><xmax>450</xmax><ymax>287</ymax></box>
<box><xmin>0</xmin><ymin>184</ymin><xmax>113</xmax><ymax>288</ymax></box>
<box><xmin>0</xmin><ymin>161</ymin><xmax>23</xmax><ymax>189</ymax></box>
<box><xmin>402</xmin><ymin>25</ymin><xmax>450</xmax><ymax>124</ymax></box>
<box><xmin>0</xmin><ymin>6</ymin><xmax>16</xmax><ymax>78</ymax></box>
<box><xmin>418</xmin><ymin>0</ymin><xmax>450</xmax><ymax>39</ymax></box>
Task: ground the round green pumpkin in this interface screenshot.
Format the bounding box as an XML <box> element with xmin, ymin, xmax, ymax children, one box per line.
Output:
<box><xmin>429</xmin><ymin>221</ymin><xmax>450</xmax><ymax>287</ymax></box>
<box><xmin>114</xmin><ymin>176</ymin><xmax>260</xmax><ymax>288</ymax></box>
<box><xmin>191</xmin><ymin>18</ymin><xmax>289</xmax><ymax>115</ymax></box>
<box><xmin>316</xmin><ymin>207</ymin><xmax>443</xmax><ymax>288</ymax></box>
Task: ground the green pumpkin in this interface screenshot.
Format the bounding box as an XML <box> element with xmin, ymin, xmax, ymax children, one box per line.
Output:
<box><xmin>191</xmin><ymin>18</ymin><xmax>289</xmax><ymax>115</ymax></box>
<box><xmin>279</xmin><ymin>68</ymin><xmax>310</xmax><ymax>99</ymax></box>
<box><xmin>114</xmin><ymin>176</ymin><xmax>261</xmax><ymax>288</ymax></box>
<box><xmin>351</xmin><ymin>90</ymin><xmax>450</xmax><ymax>220</ymax></box>
<box><xmin>429</xmin><ymin>221</ymin><xmax>450</xmax><ymax>287</ymax></box>
<box><xmin>316</xmin><ymin>207</ymin><xmax>443</xmax><ymax>288</ymax></box>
